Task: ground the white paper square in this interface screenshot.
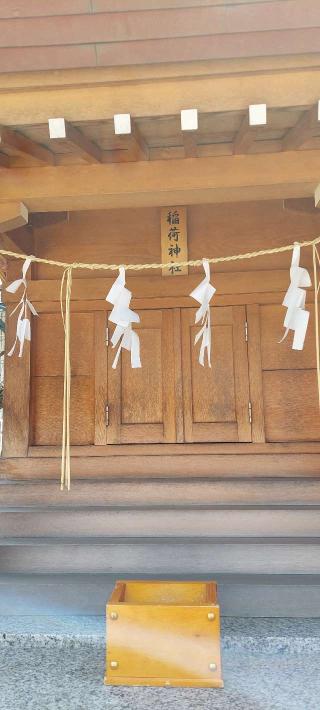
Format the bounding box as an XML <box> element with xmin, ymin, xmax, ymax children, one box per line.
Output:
<box><xmin>181</xmin><ymin>109</ymin><xmax>198</xmax><ymax>131</ymax></box>
<box><xmin>114</xmin><ymin>113</ymin><xmax>131</xmax><ymax>135</ymax></box>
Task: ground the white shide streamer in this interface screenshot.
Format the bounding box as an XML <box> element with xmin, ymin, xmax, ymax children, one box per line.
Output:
<box><xmin>6</xmin><ymin>258</ymin><xmax>38</xmax><ymax>357</ymax></box>
<box><xmin>189</xmin><ymin>259</ymin><xmax>216</xmax><ymax>366</ymax></box>
<box><xmin>280</xmin><ymin>244</ymin><xmax>311</xmax><ymax>350</ymax></box>
<box><xmin>106</xmin><ymin>266</ymin><xmax>141</xmax><ymax>369</ymax></box>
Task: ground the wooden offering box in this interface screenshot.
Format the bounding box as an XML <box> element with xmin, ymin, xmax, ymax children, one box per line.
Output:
<box><xmin>105</xmin><ymin>580</ymin><xmax>223</xmax><ymax>688</ymax></box>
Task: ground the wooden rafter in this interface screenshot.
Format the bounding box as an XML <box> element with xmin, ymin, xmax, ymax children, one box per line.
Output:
<box><xmin>48</xmin><ymin>118</ymin><xmax>103</xmax><ymax>163</ymax></box>
<box><xmin>182</xmin><ymin>133</ymin><xmax>198</xmax><ymax>158</ymax></box>
<box><xmin>283</xmin><ymin>198</ymin><xmax>317</xmax><ymax>214</ymax></box>
<box><xmin>113</xmin><ymin>115</ymin><xmax>149</xmax><ymax>161</ymax></box>
<box><xmin>0</xmin><ymin>126</ymin><xmax>55</xmax><ymax>165</ymax></box>
<box><xmin>233</xmin><ymin>105</ymin><xmax>267</xmax><ymax>155</ymax></box>
<box><xmin>181</xmin><ymin>109</ymin><xmax>198</xmax><ymax>158</ymax></box>
<box><xmin>282</xmin><ymin>102</ymin><xmax>320</xmax><ymax>151</ymax></box>
<box><xmin>30</xmin><ymin>212</ymin><xmax>68</xmax><ymax>229</ymax></box>
<box><xmin>0</xmin><ymin>152</ymin><xmax>10</xmax><ymax>168</ymax></box>
<box><xmin>0</xmin><ymin>202</ymin><xmax>28</xmax><ymax>232</ymax></box>
<box><xmin>1</xmin><ymin>151</ymin><xmax>320</xmax><ymax>212</ymax></box>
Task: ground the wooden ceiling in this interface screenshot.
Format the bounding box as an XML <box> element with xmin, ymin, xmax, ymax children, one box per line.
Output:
<box><xmin>0</xmin><ymin>0</ymin><xmax>319</xmax><ymax>74</ymax></box>
<box><xmin>1</xmin><ymin>103</ymin><xmax>320</xmax><ymax>168</ymax></box>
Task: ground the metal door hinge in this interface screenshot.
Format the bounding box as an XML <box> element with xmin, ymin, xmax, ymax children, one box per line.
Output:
<box><xmin>105</xmin><ymin>325</ymin><xmax>109</xmax><ymax>347</ymax></box>
<box><xmin>244</xmin><ymin>320</ymin><xmax>248</xmax><ymax>342</ymax></box>
<box><xmin>248</xmin><ymin>401</ymin><xmax>252</xmax><ymax>424</ymax></box>
<box><xmin>105</xmin><ymin>404</ymin><xmax>110</xmax><ymax>427</ymax></box>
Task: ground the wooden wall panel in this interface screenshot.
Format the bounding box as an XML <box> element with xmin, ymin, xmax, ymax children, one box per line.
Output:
<box><xmin>32</xmin><ymin>312</ymin><xmax>94</xmax><ymax>376</ymax></box>
<box><xmin>34</xmin><ymin>201</ymin><xmax>320</xmax><ymax>278</ymax></box>
<box><xmin>31</xmin><ymin>376</ymin><xmax>94</xmax><ymax>446</ymax></box>
<box><xmin>260</xmin><ymin>304</ymin><xmax>316</xmax><ymax>371</ymax></box>
<box><xmin>263</xmin><ymin>370</ymin><xmax>320</xmax><ymax>442</ymax></box>
<box><xmin>2</xmin><ymin>313</ymin><xmax>30</xmax><ymax>458</ymax></box>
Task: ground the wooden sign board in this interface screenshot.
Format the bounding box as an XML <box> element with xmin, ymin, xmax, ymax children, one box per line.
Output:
<box><xmin>161</xmin><ymin>206</ymin><xmax>188</xmax><ymax>276</ymax></box>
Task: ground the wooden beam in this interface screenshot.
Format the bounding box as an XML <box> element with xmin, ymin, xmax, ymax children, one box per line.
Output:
<box><xmin>282</xmin><ymin>102</ymin><xmax>320</xmax><ymax>151</ymax></box>
<box><xmin>0</xmin><ymin>232</ymin><xmax>24</xmax><ymax>254</ymax></box>
<box><xmin>0</xmin><ymin>202</ymin><xmax>28</xmax><ymax>232</ymax></box>
<box><xmin>314</xmin><ymin>184</ymin><xmax>320</xmax><ymax>209</ymax></box>
<box><xmin>1</xmin><ymin>151</ymin><xmax>320</xmax><ymax>212</ymax></box>
<box><xmin>181</xmin><ymin>109</ymin><xmax>198</xmax><ymax>157</ymax></box>
<box><xmin>182</xmin><ymin>133</ymin><xmax>198</xmax><ymax>158</ymax></box>
<box><xmin>2</xmin><ymin>67</ymin><xmax>320</xmax><ymax>127</ymax></box>
<box><xmin>113</xmin><ymin>114</ymin><xmax>149</xmax><ymax>161</ymax></box>
<box><xmin>30</xmin><ymin>211</ymin><xmax>68</xmax><ymax>229</ymax></box>
<box><xmin>0</xmin><ymin>126</ymin><xmax>55</xmax><ymax>165</ymax></box>
<box><xmin>283</xmin><ymin>198</ymin><xmax>317</xmax><ymax>214</ymax></box>
<box><xmin>48</xmin><ymin>118</ymin><xmax>102</xmax><ymax>163</ymax></box>
<box><xmin>233</xmin><ymin>104</ymin><xmax>267</xmax><ymax>155</ymax></box>
<box><xmin>0</xmin><ymin>152</ymin><xmax>10</xmax><ymax>168</ymax></box>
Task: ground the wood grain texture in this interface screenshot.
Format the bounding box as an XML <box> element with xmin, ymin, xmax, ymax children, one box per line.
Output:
<box><xmin>182</xmin><ymin>306</ymin><xmax>251</xmax><ymax>442</ymax></box>
<box><xmin>2</xmin><ymin>150</ymin><xmax>320</xmax><ymax>212</ymax></box>
<box><xmin>106</xmin><ymin>580</ymin><xmax>222</xmax><ymax>687</ymax></box>
<box><xmin>94</xmin><ymin>311</ymin><xmax>108</xmax><ymax>445</ymax></box>
<box><xmin>30</xmin><ymin>376</ymin><xmax>94</xmax><ymax>446</ymax></box>
<box><xmin>1</xmin><ymin>541</ymin><xmax>320</xmax><ymax>574</ymax></box>
<box><xmin>1</xmin><ymin>478</ymin><xmax>320</xmax><ymax>508</ymax></box>
<box><xmin>2</xmin><ymin>66</ymin><xmax>320</xmax><ymax>127</ymax></box>
<box><xmin>2</xmin><ymin>287</ymin><xmax>31</xmax><ymax>457</ymax></box>
<box><xmin>260</xmin><ymin>304</ymin><xmax>316</xmax><ymax>370</ymax></box>
<box><xmin>263</xmin><ymin>369</ymin><xmax>320</xmax><ymax>442</ymax></box>
<box><xmin>2</xmin><ymin>453</ymin><xmax>320</xmax><ymax>479</ymax></box>
<box><xmin>247</xmin><ymin>304</ymin><xmax>266</xmax><ymax>442</ymax></box>
<box><xmin>107</xmin><ymin>309</ymin><xmax>177</xmax><ymax>444</ymax></box>
<box><xmin>31</xmin><ymin>312</ymin><xmax>94</xmax><ymax>376</ymax></box>
<box><xmin>2</xmin><ymin>508</ymin><xmax>320</xmax><ymax>538</ymax></box>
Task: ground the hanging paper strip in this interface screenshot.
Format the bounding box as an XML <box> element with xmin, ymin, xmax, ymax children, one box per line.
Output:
<box><xmin>280</xmin><ymin>244</ymin><xmax>311</xmax><ymax>350</ymax></box>
<box><xmin>6</xmin><ymin>258</ymin><xmax>38</xmax><ymax>357</ymax></box>
<box><xmin>106</xmin><ymin>267</ymin><xmax>141</xmax><ymax>369</ymax></box>
<box><xmin>189</xmin><ymin>259</ymin><xmax>216</xmax><ymax>366</ymax></box>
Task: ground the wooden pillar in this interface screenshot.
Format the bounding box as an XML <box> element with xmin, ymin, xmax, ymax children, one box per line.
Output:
<box><xmin>1</xmin><ymin>202</ymin><xmax>31</xmax><ymax>457</ymax></box>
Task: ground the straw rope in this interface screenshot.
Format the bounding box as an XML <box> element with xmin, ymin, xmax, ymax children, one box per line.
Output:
<box><xmin>1</xmin><ymin>234</ymin><xmax>320</xmax><ymax>490</ymax></box>
<box><xmin>1</xmin><ymin>234</ymin><xmax>320</xmax><ymax>272</ymax></box>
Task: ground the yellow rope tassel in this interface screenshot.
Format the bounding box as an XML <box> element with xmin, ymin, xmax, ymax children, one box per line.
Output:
<box><xmin>60</xmin><ymin>266</ymin><xmax>73</xmax><ymax>491</ymax></box>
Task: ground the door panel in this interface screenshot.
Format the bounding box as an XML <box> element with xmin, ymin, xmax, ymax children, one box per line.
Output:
<box><xmin>106</xmin><ymin>309</ymin><xmax>178</xmax><ymax>444</ymax></box>
<box><xmin>181</xmin><ymin>306</ymin><xmax>251</xmax><ymax>442</ymax></box>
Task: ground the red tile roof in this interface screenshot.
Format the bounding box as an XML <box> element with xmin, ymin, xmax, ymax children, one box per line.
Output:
<box><xmin>0</xmin><ymin>0</ymin><xmax>318</xmax><ymax>73</ymax></box>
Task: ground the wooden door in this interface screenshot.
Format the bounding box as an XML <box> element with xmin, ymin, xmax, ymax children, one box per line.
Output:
<box><xmin>181</xmin><ymin>306</ymin><xmax>251</xmax><ymax>442</ymax></box>
<box><xmin>106</xmin><ymin>309</ymin><xmax>180</xmax><ymax>444</ymax></box>
<box><xmin>248</xmin><ymin>303</ymin><xmax>320</xmax><ymax>442</ymax></box>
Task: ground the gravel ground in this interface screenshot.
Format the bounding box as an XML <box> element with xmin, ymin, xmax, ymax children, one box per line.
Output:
<box><xmin>1</xmin><ymin>617</ymin><xmax>320</xmax><ymax>710</ymax></box>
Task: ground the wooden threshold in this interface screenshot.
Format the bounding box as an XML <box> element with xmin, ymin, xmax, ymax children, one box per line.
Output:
<box><xmin>1</xmin><ymin>452</ymin><xmax>320</xmax><ymax>480</ymax></box>
<box><xmin>27</xmin><ymin>442</ymin><xmax>320</xmax><ymax>456</ymax></box>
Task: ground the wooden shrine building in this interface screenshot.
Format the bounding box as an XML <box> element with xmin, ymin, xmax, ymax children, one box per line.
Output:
<box><xmin>1</xmin><ymin>0</ymin><xmax>320</xmax><ymax>616</ymax></box>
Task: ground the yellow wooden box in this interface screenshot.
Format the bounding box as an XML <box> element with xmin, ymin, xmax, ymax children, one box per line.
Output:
<box><xmin>105</xmin><ymin>579</ymin><xmax>223</xmax><ymax>688</ymax></box>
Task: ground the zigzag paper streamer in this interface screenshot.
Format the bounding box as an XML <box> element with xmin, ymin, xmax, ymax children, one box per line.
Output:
<box><xmin>106</xmin><ymin>266</ymin><xmax>141</xmax><ymax>369</ymax></box>
<box><xmin>6</xmin><ymin>258</ymin><xmax>38</xmax><ymax>357</ymax></box>
<box><xmin>189</xmin><ymin>259</ymin><xmax>216</xmax><ymax>366</ymax></box>
<box><xmin>280</xmin><ymin>244</ymin><xmax>311</xmax><ymax>350</ymax></box>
